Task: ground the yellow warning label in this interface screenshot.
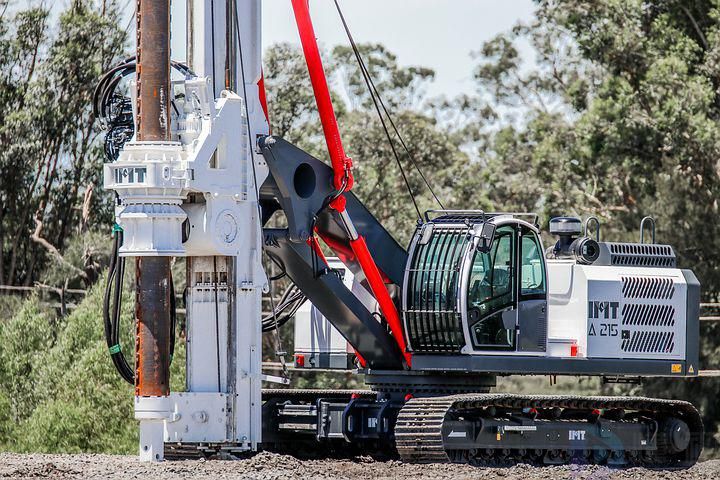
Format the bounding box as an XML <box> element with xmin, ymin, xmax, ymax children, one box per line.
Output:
<box><xmin>671</xmin><ymin>363</ymin><xmax>682</xmax><ymax>373</ymax></box>
<box><xmin>496</xmin><ymin>433</ymin><xmax>501</xmax><ymax>441</ymax></box>
<box><xmin>688</xmin><ymin>365</ymin><xmax>695</xmax><ymax>374</ymax></box>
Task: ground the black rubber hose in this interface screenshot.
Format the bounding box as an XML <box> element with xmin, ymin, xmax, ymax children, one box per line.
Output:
<box><xmin>113</xmin><ymin>246</ymin><xmax>134</xmax><ymax>383</ymax></box>
<box><xmin>261</xmin><ymin>284</ymin><xmax>307</xmax><ymax>332</ymax></box>
<box><xmin>104</xmin><ymin>228</ymin><xmax>177</xmax><ymax>384</ymax></box>
<box><xmin>103</xmin><ymin>229</ymin><xmax>133</xmax><ymax>384</ymax></box>
<box><xmin>169</xmin><ymin>274</ymin><xmax>176</xmax><ymax>362</ymax></box>
<box><xmin>103</xmin><ymin>230</ymin><xmax>119</xmax><ymax>356</ymax></box>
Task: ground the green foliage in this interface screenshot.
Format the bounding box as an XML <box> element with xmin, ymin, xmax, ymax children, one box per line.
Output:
<box><xmin>0</xmin><ymin>1</ymin><xmax>126</xmax><ymax>287</ymax></box>
<box><xmin>0</xmin><ymin>391</ymin><xmax>10</xmax><ymax>450</ymax></box>
<box><xmin>332</xmin><ymin>43</ymin><xmax>435</xmax><ymax>111</ymax></box>
<box><xmin>264</xmin><ymin>42</ymin><xmax>325</xmax><ymax>144</ymax></box>
<box><xmin>0</xmin><ymin>282</ymin><xmax>132</xmax><ymax>453</ymax></box>
<box><xmin>0</xmin><ymin>275</ymin><xmax>187</xmax><ymax>454</ymax></box>
<box><xmin>0</xmin><ymin>297</ymin><xmax>53</xmax><ymax>423</ymax></box>
<box><xmin>42</xmin><ymin>229</ymin><xmax>115</xmax><ymax>289</ymax></box>
<box><xmin>0</xmin><ymin>295</ymin><xmax>24</xmax><ymax>324</ymax></box>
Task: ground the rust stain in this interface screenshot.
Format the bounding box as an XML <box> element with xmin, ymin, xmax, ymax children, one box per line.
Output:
<box><xmin>134</xmin><ymin>257</ymin><xmax>171</xmax><ymax>397</ymax></box>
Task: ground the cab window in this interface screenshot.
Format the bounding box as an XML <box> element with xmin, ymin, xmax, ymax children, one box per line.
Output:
<box><xmin>520</xmin><ymin>230</ymin><xmax>546</xmax><ymax>299</ymax></box>
<box><xmin>467</xmin><ymin>225</ymin><xmax>515</xmax><ymax>349</ymax></box>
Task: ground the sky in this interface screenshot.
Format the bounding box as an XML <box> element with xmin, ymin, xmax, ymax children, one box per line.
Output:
<box><xmin>43</xmin><ymin>0</ymin><xmax>536</xmax><ymax>99</ymax></box>
<box><xmin>168</xmin><ymin>0</ymin><xmax>537</xmax><ymax>99</ymax></box>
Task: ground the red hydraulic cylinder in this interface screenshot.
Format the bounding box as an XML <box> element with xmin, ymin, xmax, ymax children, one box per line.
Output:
<box><xmin>309</xmin><ymin>235</ymin><xmax>369</xmax><ymax>368</ymax></box>
<box><xmin>349</xmin><ymin>235</ymin><xmax>410</xmax><ymax>366</ymax></box>
<box><xmin>290</xmin><ymin>0</ymin><xmax>353</xmax><ymax>205</ymax></box>
<box><xmin>290</xmin><ymin>0</ymin><xmax>411</xmax><ymax>367</ymax></box>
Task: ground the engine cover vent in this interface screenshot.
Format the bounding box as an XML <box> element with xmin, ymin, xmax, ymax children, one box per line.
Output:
<box><xmin>621</xmin><ymin>276</ymin><xmax>675</xmax><ymax>299</ymax></box>
<box><xmin>622</xmin><ymin>330</ymin><xmax>675</xmax><ymax>354</ymax></box>
<box><xmin>581</xmin><ymin>268</ymin><xmax>687</xmax><ymax>360</ymax></box>
<box><xmin>621</xmin><ymin>304</ymin><xmax>675</xmax><ymax>326</ymax></box>
<box><xmin>613</xmin><ymin>273</ymin><xmax>682</xmax><ymax>357</ymax></box>
<box><xmin>595</xmin><ymin>242</ymin><xmax>676</xmax><ymax>268</ymax></box>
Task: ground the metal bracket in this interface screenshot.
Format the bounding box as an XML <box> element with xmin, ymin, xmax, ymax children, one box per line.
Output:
<box><xmin>261</xmin><ymin>373</ymin><xmax>291</xmax><ymax>385</ymax></box>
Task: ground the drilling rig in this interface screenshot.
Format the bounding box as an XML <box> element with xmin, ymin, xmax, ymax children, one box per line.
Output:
<box><xmin>97</xmin><ymin>0</ymin><xmax>704</xmax><ymax>466</ymax></box>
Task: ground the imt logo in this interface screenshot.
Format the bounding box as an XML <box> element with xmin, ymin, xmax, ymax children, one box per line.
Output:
<box><xmin>569</xmin><ymin>430</ymin><xmax>586</xmax><ymax>441</ymax></box>
<box><xmin>588</xmin><ymin>300</ymin><xmax>619</xmax><ymax>320</ymax></box>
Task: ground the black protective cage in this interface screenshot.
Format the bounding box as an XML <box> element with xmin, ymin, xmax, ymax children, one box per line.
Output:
<box><xmin>403</xmin><ymin>223</ymin><xmax>470</xmax><ymax>353</ymax></box>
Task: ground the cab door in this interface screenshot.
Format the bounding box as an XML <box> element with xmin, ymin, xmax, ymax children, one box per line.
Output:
<box><xmin>464</xmin><ymin>221</ymin><xmax>547</xmax><ymax>354</ymax></box>
<box><xmin>466</xmin><ymin>225</ymin><xmax>518</xmax><ymax>351</ymax></box>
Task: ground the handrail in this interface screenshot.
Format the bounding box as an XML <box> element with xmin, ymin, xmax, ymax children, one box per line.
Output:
<box><xmin>423</xmin><ymin>209</ymin><xmax>539</xmax><ymax>226</ymax></box>
<box><xmin>640</xmin><ymin>216</ymin><xmax>656</xmax><ymax>244</ymax></box>
<box><xmin>424</xmin><ymin>209</ymin><xmax>485</xmax><ymax>222</ymax></box>
<box><xmin>584</xmin><ymin>216</ymin><xmax>601</xmax><ymax>241</ymax></box>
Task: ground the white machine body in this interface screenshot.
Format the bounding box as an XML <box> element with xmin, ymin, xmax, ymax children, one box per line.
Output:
<box><xmin>546</xmin><ymin>261</ymin><xmax>688</xmax><ymax>360</ymax></box>
<box><xmin>293</xmin><ymin>258</ymin><xmax>376</xmax><ymax>369</ymax></box>
<box><xmin>102</xmin><ymin>0</ymin><xmax>269</xmax><ymax>460</ymax></box>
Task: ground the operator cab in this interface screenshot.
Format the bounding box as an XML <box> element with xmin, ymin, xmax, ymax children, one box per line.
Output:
<box><xmin>402</xmin><ymin>211</ymin><xmax>548</xmax><ymax>356</ymax></box>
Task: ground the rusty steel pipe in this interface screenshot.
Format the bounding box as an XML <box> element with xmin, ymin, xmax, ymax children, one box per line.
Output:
<box><xmin>134</xmin><ymin>257</ymin><xmax>172</xmax><ymax>396</ymax></box>
<box><xmin>135</xmin><ymin>0</ymin><xmax>172</xmax><ymax>397</ymax></box>
<box><xmin>136</xmin><ymin>0</ymin><xmax>171</xmax><ymax>141</ymax></box>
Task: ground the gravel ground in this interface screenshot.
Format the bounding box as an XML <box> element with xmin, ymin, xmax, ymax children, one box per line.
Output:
<box><xmin>0</xmin><ymin>453</ymin><xmax>718</xmax><ymax>480</ymax></box>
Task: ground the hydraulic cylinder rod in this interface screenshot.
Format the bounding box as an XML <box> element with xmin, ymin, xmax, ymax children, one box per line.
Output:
<box><xmin>290</xmin><ymin>0</ymin><xmax>411</xmax><ymax>367</ymax></box>
<box><xmin>135</xmin><ymin>0</ymin><xmax>172</xmax><ymax>397</ymax></box>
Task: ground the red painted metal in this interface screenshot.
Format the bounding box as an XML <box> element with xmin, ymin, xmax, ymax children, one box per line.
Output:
<box><xmin>290</xmin><ymin>0</ymin><xmax>353</xmax><ymax>209</ymax></box>
<box><xmin>316</xmin><ymin>231</ymin><xmax>356</xmax><ymax>266</ymax></box>
<box><xmin>290</xmin><ymin>0</ymin><xmax>410</xmax><ymax>367</ymax></box>
<box><xmin>307</xmin><ymin>236</ymin><xmax>329</xmax><ymax>264</ymax></box>
<box><xmin>257</xmin><ymin>69</ymin><xmax>270</xmax><ymax>128</ymax></box>
<box><xmin>349</xmin><ymin>236</ymin><xmax>411</xmax><ymax>366</ymax></box>
<box><xmin>353</xmin><ymin>350</ymin><xmax>367</xmax><ymax>368</ymax></box>
<box><xmin>317</xmin><ymin>231</ymin><xmax>392</xmax><ymax>284</ymax></box>
<box><xmin>294</xmin><ymin>353</ymin><xmax>305</xmax><ymax>368</ymax></box>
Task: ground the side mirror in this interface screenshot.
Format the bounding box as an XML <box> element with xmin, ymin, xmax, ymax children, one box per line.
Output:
<box><xmin>476</xmin><ymin>222</ymin><xmax>496</xmax><ymax>252</ymax></box>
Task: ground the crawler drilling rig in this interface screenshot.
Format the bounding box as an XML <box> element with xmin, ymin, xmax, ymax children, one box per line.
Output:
<box><xmin>98</xmin><ymin>0</ymin><xmax>704</xmax><ymax>466</ymax></box>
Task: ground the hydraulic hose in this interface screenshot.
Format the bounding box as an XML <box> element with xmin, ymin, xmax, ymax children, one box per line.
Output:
<box><xmin>103</xmin><ymin>226</ymin><xmax>176</xmax><ymax>385</ymax></box>
<box><xmin>103</xmin><ymin>227</ymin><xmax>134</xmax><ymax>384</ymax></box>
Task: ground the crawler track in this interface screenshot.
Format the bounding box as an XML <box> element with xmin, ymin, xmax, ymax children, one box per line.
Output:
<box><xmin>395</xmin><ymin>394</ymin><xmax>703</xmax><ymax>467</ymax></box>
